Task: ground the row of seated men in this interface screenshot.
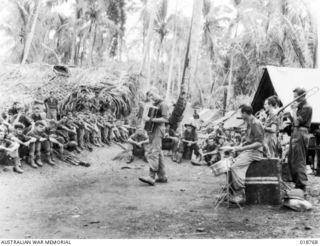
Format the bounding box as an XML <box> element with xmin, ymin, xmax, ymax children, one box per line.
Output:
<box><xmin>126</xmin><ymin>121</ymin><xmax>244</xmax><ymax>165</ymax></box>
<box><xmin>0</xmin><ymin>102</ymin><xmax>132</xmax><ymax>174</ymax></box>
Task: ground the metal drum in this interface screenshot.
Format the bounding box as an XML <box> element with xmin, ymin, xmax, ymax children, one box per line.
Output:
<box><xmin>211</xmin><ymin>158</ymin><xmax>231</xmax><ymax>176</ymax></box>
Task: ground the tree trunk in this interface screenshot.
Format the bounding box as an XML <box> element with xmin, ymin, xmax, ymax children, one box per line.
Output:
<box><xmin>146</xmin><ymin>47</ymin><xmax>152</xmax><ymax>91</ymax></box>
<box><xmin>188</xmin><ymin>0</ymin><xmax>204</xmax><ymax>104</ymax></box>
<box><xmin>154</xmin><ymin>36</ymin><xmax>164</xmax><ymax>86</ymax></box>
<box><xmin>226</xmin><ymin>53</ymin><xmax>234</xmax><ymax>110</ymax></box>
<box><xmin>89</xmin><ymin>21</ymin><xmax>97</xmax><ymax>66</ymax></box>
<box><xmin>166</xmin><ymin>3</ymin><xmax>178</xmax><ymax>101</ymax></box>
<box><xmin>169</xmin><ymin>0</ymin><xmax>196</xmax><ymax>131</ymax></box>
<box><xmin>21</xmin><ymin>0</ymin><xmax>41</xmax><ymax>64</ymax></box>
<box><xmin>306</xmin><ymin>0</ymin><xmax>320</xmax><ymax>68</ymax></box>
<box><xmin>139</xmin><ymin>0</ymin><xmax>157</xmax><ymax>74</ymax></box>
<box><xmin>176</xmin><ymin>56</ymin><xmax>182</xmax><ymax>96</ymax></box>
<box><xmin>207</xmin><ymin>59</ymin><xmax>215</xmax><ymax>107</ymax></box>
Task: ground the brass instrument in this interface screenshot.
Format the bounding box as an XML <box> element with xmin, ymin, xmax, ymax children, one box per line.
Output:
<box><xmin>277</xmin><ymin>87</ymin><xmax>319</xmax><ymax>115</ymax></box>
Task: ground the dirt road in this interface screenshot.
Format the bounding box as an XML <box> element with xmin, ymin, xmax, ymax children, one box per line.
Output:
<box><xmin>0</xmin><ymin>145</ymin><xmax>320</xmax><ymax>239</ymax></box>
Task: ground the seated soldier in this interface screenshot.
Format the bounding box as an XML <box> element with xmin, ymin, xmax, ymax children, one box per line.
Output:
<box><xmin>73</xmin><ymin>113</ymin><xmax>86</xmax><ymax>150</ymax></box>
<box><xmin>162</xmin><ymin>123</ymin><xmax>179</xmax><ymax>162</ymax></box>
<box><xmin>11</xmin><ymin>123</ymin><xmax>37</xmax><ymax>168</ymax></box>
<box><xmin>46</xmin><ymin>119</ymin><xmax>69</xmax><ymax>159</ymax></box>
<box><xmin>88</xmin><ymin>114</ymin><xmax>104</xmax><ymax>147</ymax></box>
<box><xmin>126</xmin><ymin>126</ymin><xmax>149</xmax><ymax>163</ymax></box>
<box><xmin>10</xmin><ymin>105</ymin><xmax>33</xmax><ymax>134</ymax></box>
<box><xmin>201</xmin><ymin>136</ymin><xmax>219</xmax><ymax>166</ymax></box>
<box><xmin>176</xmin><ymin>122</ymin><xmax>200</xmax><ymax>163</ymax></box>
<box><xmin>0</xmin><ymin>129</ymin><xmax>23</xmax><ymax>173</ymax></box>
<box><xmin>58</xmin><ymin>114</ymin><xmax>80</xmax><ymax>153</ymax></box>
<box><xmin>96</xmin><ymin>114</ymin><xmax>109</xmax><ymax>146</ymax></box>
<box><xmin>30</xmin><ymin>106</ymin><xmax>46</xmax><ymax>123</ymax></box>
<box><xmin>27</xmin><ymin>121</ymin><xmax>55</xmax><ymax>166</ymax></box>
<box><xmin>81</xmin><ymin>114</ymin><xmax>94</xmax><ymax>151</ymax></box>
<box><xmin>220</xmin><ymin>105</ymin><xmax>264</xmax><ymax>204</ymax></box>
<box><xmin>8</xmin><ymin>102</ymin><xmax>21</xmax><ymax>116</ymax></box>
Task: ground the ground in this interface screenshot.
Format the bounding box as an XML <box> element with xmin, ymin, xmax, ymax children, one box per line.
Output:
<box><xmin>0</xmin><ymin>145</ymin><xmax>320</xmax><ymax>239</ymax></box>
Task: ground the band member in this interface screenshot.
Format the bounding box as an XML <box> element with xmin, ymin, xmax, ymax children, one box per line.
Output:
<box><xmin>287</xmin><ymin>87</ymin><xmax>312</xmax><ymax>194</ymax></box>
<box><xmin>139</xmin><ymin>88</ymin><xmax>169</xmax><ymax>186</ymax></box>
<box><xmin>221</xmin><ymin>105</ymin><xmax>264</xmax><ymax>204</ymax></box>
<box><xmin>263</xmin><ymin>96</ymin><xmax>280</xmax><ymax>158</ymax></box>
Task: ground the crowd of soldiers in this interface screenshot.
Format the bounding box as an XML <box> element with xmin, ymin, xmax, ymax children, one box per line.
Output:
<box><xmin>0</xmin><ymin>92</ymin><xmax>131</xmax><ymax>174</ymax></box>
<box><xmin>126</xmin><ymin>114</ymin><xmax>246</xmax><ymax>167</ymax></box>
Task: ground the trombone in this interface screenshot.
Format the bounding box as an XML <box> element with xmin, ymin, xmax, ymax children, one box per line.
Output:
<box><xmin>276</xmin><ymin>86</ymin><xmax>319</xmax><ymax>115</ymax></box>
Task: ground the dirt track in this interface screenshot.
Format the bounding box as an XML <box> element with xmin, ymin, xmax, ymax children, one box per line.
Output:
<box><xmin>0</xmin><ymin>145</ymin><xmax>320</xmax><ymax>239</ymax></box>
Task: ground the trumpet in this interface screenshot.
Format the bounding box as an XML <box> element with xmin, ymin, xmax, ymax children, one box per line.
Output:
<box><xmin>277</xmin><ymin>86</ymin><xmax>319</xmax><ymax>115</ymax></box>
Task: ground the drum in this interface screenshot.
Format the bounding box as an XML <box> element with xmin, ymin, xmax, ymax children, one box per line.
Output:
<box><xmin>211</xmin><ymin>158</ymin><xmax>231</xmax><ymax>176</ymax></box>
<box><xmin>144</xmin><ymin>105</ymin><xmax>158</xmax><ymax>133</ymax></box>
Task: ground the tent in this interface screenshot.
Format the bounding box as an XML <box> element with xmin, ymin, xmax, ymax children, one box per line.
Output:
<box><xmin>251</xmin><ymin>66</ymin><xmax>320</xmax><ymax>123</ymax></box>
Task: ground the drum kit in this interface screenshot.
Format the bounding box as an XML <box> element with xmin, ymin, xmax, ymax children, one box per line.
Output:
<box><xmin>210</xmin><ymin>156</ymin><xmax>243</xmax><ymax>209</ymax></box>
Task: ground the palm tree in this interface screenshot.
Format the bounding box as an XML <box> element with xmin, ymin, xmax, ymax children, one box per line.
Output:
<box><xmin>169</xmin><ymin>0</ymin><xmax>199</xmax><ymax>131</ymax></box>
<box><xmin>153</xmin><ymin>0</ymin><xmax>173</xmax><ymax>86</ymax></box>
<box><xmin>165</xmin><ymin>0</ymin><xmax>178</xmax><ymax>101</ymax></box>
<box><xmin>21</xmin><ymin>0</ymin><xmax>41</xmax><ymax>64</ymax></box>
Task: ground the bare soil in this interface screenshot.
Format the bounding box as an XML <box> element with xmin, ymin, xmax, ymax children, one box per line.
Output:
<box><xmin>0</xmin><ymin>145</ymin><xmax>320</xmax><ymax>239</ymax></box>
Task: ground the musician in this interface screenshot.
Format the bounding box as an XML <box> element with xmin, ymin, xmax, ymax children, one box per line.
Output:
<box><xmin>223</xmin><ymin>105</ymin><xmax>264</xmax><ymax>204</ymax></box>
<box><xmin>138</xmin><ymin>88</ymin><xmax>170</xmax><ymax>186</ymax></box>
<box><xmin>287</xmin><ymin>87</ymin><xmax>312</xmax><ymax>194</ymax></box>
<box><xmin>263</xmin><ymin>96</ymin><xmax>280</xmax><ymax>158</ymax></box>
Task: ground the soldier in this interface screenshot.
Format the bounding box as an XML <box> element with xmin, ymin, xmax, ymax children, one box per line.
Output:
<box><xmin>221</xmin><ymin>105</ymin><xmax>264</xmax><ymax>204</ymax></box>
<box><xmin>0</xmin><ymin>129</ymin><xmax>23</xmax><ymax>173</ymax></box>
<box><xmin>287</xmin><ymin>87</ymin><xmax>312</xmax><ymax>196</ymax></box>
<box><xmin>176</xmin><ymin>122</ymin><xmax>200</xmax><ymax>163</ymax></box>
<box><xmin>30</xmin><ymin>106</ymin><xmax>46</xmax><ymax>123</ymax></box>
<box><xmin>127</xmin><ymin>126</ymin><xmax>149</xmax><ymax>163</ymax></box>
<box><xmin>11</xmin><ymin>123</ymin><xmax>37</xmax><ymax>168</ymax></box>
<box><xmin>162</xmin><ymin>122</ymin><xmax>179</xmax><ymax>162</ymax></box>
<box><xmin>27</xmin><ymin>121</ymin><xmax>55</xmax><ymax>166</ymax></box>
<box><xmin>44</xmin><ymin>91</ymin><xmax>59</xmax><ymax>120</ymax></box>
<box><xmin>138</xmin><ymin>88</ymin><xmax>169</xmax><ymax>186</ymax></box>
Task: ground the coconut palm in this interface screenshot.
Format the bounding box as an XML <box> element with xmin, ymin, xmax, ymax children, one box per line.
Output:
<box><xmin>153</xmin><ymin>0</ymin><xmax>174</xmax><ymax>86</ymax></box>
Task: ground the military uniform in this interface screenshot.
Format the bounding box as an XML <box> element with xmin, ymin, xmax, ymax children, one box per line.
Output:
<box><xmin>288</xmin><ymin>100</ymin><xmax>312</xmax><ymax>190</ymax></box>
<box><xmin>145</xmin><ymin>99</ymin><xmax>169</xmax><ymax>181</ymax></box>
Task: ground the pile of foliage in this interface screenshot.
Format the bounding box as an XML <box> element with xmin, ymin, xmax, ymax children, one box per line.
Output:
<box><xmin>0</xmin><ymin>64</ymin><xmax>143</xmax><ymax>119</ymax></box>
<box><xmin>59</xmin><ymin>73</ymin><xmax>141</xmax><ymax>118</ymax></box>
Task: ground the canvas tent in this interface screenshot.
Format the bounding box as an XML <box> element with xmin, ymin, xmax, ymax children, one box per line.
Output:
<box><xmin>251</xmin><ymin>66</ymin><xmax>320</xmax><ymax>123</ymax></box>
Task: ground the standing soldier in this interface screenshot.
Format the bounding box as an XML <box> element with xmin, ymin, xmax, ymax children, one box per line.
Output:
<box><xmin>287</xmin><ymin>87</ymin><xmax>312</xmax><ymax>195</ymax></box>
<box><xmin>139</xmin><ymin>88</ymin><xmax>169</xmax><ymax>186</ymax></box>
<box><xmin>44</xmin><ymin>91</ymin><xmax>59</xmax><ymax>120</ymax></box>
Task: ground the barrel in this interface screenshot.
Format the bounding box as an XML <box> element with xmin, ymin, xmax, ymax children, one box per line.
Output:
<box><xmin>245</xmin><ymin>158</ymin><xmax>282</xmax><ymax>205</ymax></box>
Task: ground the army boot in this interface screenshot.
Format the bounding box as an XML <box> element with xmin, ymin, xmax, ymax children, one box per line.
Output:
<box><xmin>28</xmin><ymin>156</ymin><xmax>38</xmax><ymax>168</ymax></box>
<box><xmin>35</xmin><ymin>155</ymin><xmax>43</xmax><ymax>167</ymax></box>
<box><xmin>45</xmin><ymin>154</ymin><xmax>55</xmax><ymax>166</ymax></box>
<box><xmin>13</xmin><ymin>158</ymin><xmax>24</xmax><ymax>174</ymax></box>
